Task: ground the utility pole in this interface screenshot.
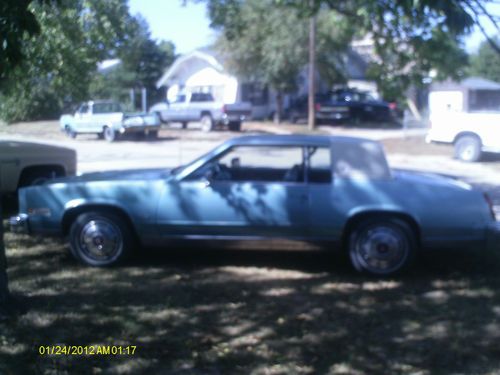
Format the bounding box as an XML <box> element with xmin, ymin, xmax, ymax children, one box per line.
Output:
<box><xmin>308</xmin><ymin>4</ymin><xmax>316</xmax><ymax>131</ymax></box>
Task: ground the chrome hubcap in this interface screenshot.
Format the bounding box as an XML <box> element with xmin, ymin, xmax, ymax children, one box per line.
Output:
<box><xmin>355</xmin><ymin>226</ymin><xmax>408</xmax><ymax>274</ymax></box>
<box><xmin>79</xmin><ymin>219</ymin><xmax>122</xmax><ymax>261</ymax></box>
<box><xmin>460</xmin><ymin>144</ymin><xmax>474</xmax><ymax>160</ymax></box>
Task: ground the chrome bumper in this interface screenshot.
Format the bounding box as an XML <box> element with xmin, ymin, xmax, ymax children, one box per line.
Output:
<box><xmin>9</xmin><ymin>214</ymin><xmax>29</xmax><ymax>234</ymax></box>
<box><xmin>120</xmin><ymin>125</ymin><xmax>161</xmax><ymax>134</ymax></box>
<box><xmin>486</xmin><ymin>222</ymin><xmax>500</xmax><ymax>251</ymax></box>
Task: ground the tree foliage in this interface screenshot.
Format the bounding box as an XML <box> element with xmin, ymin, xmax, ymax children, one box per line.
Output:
<box><xmin>0</xmin><ymin>0</ymin><xmax>141</xmax><ymax>122</ymax></box>
<box><xmin>0</xmin><ymin>0</ymin><xmax>47</xmax><ymax>80</ymax></box>
<box><xmin>469</xmin><ymin>36</ymin><xmax>500</xmax><ymax>82</ymax></box>
<box><xmin>89</xmin><ymin>16</ymin><xmax>176</xmax><ymax>109</ymax></box>
<box><xmin>199</xmin><ymin>0</ymin><xmax>486</xmax><ymax>101</ymax></box>
<box><xmin>213</xmin><ymin>0</ymin><xmax>355</xmax><ymax>120</ymax></box>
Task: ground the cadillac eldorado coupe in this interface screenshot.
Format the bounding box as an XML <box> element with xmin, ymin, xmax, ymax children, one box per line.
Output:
<box><xmin>10</xmin><ymin>135</ymin><xmax>500</xmax><ymax>276</ymax></box>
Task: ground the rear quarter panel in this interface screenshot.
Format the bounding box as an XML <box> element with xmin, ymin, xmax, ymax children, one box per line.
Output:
<box><xmin>311</xmin><ymin>174</ymin><xmax>491</xmax><ymax>248</ymax></box>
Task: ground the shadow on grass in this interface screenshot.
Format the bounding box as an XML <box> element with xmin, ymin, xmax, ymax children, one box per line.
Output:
<box><xmin>2</xmin><ymin>233</ymin><xmax>500</xmax><ymax>374</ymax></box>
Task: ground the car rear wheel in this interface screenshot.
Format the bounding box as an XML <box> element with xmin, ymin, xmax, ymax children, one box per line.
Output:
<box><xmin>200</xmin><ymin>115</ymin><xmax>214</xmax><ymax>132</ymax></box>
<box><xmin>103</xmin><ymin>126</ymin><xmax>117</xmax><ymax>142</ymax></box>
<box><xmin>69</xmin><ymin>211</ymin><xmax>133</xmax><ymax>267</ymax></box>
<box><xmin>454</xmin><ymin>135</ymin><xmax>482</xmax><ymax>162</ymax></box>
<box><xmin>348</xmin><ymin>218</ymin><xmax>416</xmax><ymax>276</ymax></box>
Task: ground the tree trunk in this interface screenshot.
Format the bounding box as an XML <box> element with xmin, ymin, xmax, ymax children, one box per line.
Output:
<box><xmin>0</xmin><ymin>197</ymin><xmax>10</xmax><ymax>306</ymax></box>
<box><xmin>274</xmin><ymin>90</ymin><xmax>283</xmax><ymax>124</ymax></box>
<box><xmin>308</xmin><ymin>7</ymin><xmax>316</xmax><ymax>131</ymax></box>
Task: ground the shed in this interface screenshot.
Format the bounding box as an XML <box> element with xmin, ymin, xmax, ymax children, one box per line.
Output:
<box><xmin>429</xmin><ymin>77</ymin><xmax>500</xmax><ymax>113</ymax></box>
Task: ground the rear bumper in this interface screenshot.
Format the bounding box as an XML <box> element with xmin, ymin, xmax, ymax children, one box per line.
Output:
<box><xmin>120</xmin><ymin>125</ymin><xmax>160</xmax><ymax>134</ymax></box>
<box><xmin>9</xmin><ymin>214</ymin><xmax>29</xmax><ymax>234</ymax></box>
<box><xmin>221</xmin><ymin>113</ymin><xmax>249</xmax><ymax>125</ymax></box>
<box><xmin>316</xmin><ymin>111</ymin><xmax>350</xmax><ymax>121</ymax></box>
<box><xmin>486</xmin><ymin>222</ymin><xmax>500</xmax><ymax>251</ymax></box>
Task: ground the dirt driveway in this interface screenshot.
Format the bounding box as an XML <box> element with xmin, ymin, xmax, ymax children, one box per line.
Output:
<box><xmin>2</xmin><ymin>120</ymin><xmax>500</xmax><ymax>198</ymax></box>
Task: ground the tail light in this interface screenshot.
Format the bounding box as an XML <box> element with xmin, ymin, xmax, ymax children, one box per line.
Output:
<box><xmin>484</xmin><ymin>193</ymin><xmax>497</xmax><ymax>220</ymax></box>
<box><xmin>315</xmin><ymin>103</ymin><xmax>321</xmax><ymax>111</ymax></box>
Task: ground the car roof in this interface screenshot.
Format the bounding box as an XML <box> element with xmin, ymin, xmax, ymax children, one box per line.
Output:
<box><xmin>224</xmin><ymin>134</ymin><xmax>378</xmax><ymax>147</ymax></box>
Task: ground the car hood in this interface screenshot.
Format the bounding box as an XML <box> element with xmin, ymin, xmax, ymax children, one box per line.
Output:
<box><xmin>0</xmin><ymin>140</ymin><xmax>76</xmax><ymax>158</ymax></box>
<box><xmin>393</xmin><ymin>169</ymin><xmax>472</xmax><ymax>190</ymax></box>
<box><xmin>48</xmin><ymin>168</ymin><xmax>173</xmax><ymax>184</ymax></box>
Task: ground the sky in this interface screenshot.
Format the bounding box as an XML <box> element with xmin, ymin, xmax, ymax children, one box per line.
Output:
<box><xmin>128</xmin><ymin>0</ymin><xmax>214</xmax><ymax>54</ymax></box>
<box><xmin>129</xmin><ymin>0</ymin><xmax>498</xmax><ymax>54</ymax></box>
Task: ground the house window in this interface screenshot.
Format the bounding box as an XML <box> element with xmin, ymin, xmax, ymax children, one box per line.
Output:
<box><xmin>469</xmin><ymin>90</ymin><xmax>500</xmax><ymax>111</ymax></box>
<box><xmin>241</xmin><ymin>83</ymin><xmax>269</xmax><ymax>106</ymax></box>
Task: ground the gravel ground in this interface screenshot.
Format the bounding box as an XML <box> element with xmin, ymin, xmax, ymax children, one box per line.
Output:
<box><xmin>2</xmin><ymin>119</ymin><xmax>500</xmax><ymax>203</ymax></box>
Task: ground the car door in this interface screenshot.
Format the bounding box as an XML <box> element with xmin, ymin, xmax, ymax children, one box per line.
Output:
<box><xmin>73</xmin><ymin>103</ymin><xmax>92</xmax><ymax>132</ymax></box>
<box><xmin>167</xmin><ymin>94</ymin><xmax>187</xmax><ymax>122</ymax></box>
<box><xmin>156</xmin><ymin>145</ymin><xmax>309</xmax><ymax>238</ymax></box>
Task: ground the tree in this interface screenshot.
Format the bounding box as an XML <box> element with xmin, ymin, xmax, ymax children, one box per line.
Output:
<box><xmin>0</xmin><ymin>0</ymin><xmax>53</xmax><ymax>318</ymax></box>
<box><xmin>0</xmin><ymin>0</ymin><xmax>135</xmax><ymax>123</ymax></box>
<box><xmin>89</xmin><ymin>16</ymin><xmax>176</xmax><ymax>109</ymax></box>
<box><xmin>0</xmin><ymin>0</ymin><xmax>45</xmax><ymax>81</ymax></box>
<box><xmin>469</xmin><ymin>36</ymin><xmax>500</xmax><ymax>82</ymax></box>
<box><xmin>199</xmin><ymin>0</ymin><xmax>494</xmax><ymax>108</ymax></box>
<box><xmin>212</xmin><ymin>0</ymin><xmax>354</xmax><ymax>122</ymax></box>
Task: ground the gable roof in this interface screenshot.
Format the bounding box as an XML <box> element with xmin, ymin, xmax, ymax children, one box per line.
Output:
<box><xmin>156</xmin><ymin>49</ymin><xmax>224</xmax><ymax>88</ymax></box>
<box><xmin>461</xmin><ymin>77</ymin><xmax>500</xmax><ymax>90</ymax></box>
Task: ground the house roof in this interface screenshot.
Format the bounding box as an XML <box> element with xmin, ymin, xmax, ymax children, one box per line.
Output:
<box><xmin>156</xmin><ymin>48</ymin><xmax>224</xmax><ymax>88</ymax></box>
<box><xmin>431</xmin><ymin>76</ymin><xmax>500</xmax><ymax>92</ymax></box>
<box><xmin>461</xmin><ymin>77</ymin><xmax>500</xmax><ymax>90</ymax></box>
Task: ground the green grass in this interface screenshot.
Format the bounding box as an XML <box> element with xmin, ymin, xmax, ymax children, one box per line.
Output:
<box><xmin>2</xmin><ymin>232</ymin><xmax>500</xmax><ymax>374</ymax></box>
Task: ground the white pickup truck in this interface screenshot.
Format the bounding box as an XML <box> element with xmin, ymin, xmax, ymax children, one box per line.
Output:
<box><xmin>427</xmin><ymin>111</ymin><xmax>500</xmax><ymax>162</ymax></box>
<box><xmin>0</xmin><ymin>140</ymin><xmax>76</xmax><ymax>194</ymax></box>
<box><xmin>60</xmin><ymin>100</ymin><xmax>161</xmax><ymax>142</ymax></box>
<box><xmin>149</xmin><ymin>92</ymin><xmax>251</xmax><ymax>132</ymax></box>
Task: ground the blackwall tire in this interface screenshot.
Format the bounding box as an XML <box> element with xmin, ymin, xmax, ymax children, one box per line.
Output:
<box><xmin>200</xmin><ymin>115</ymin><xmax>214</xmax><ymax>132</ymax></box>
<box><xmin>454</xmin><ymin>135</ymin><xmax>482</xmax><ymax>162</ymax></box>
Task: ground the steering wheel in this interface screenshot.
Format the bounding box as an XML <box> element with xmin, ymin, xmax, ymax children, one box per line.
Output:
<box><xmin>210</xmin><ymin>162</ymin><xmax>232</xmax><ymax>180</ymax></box>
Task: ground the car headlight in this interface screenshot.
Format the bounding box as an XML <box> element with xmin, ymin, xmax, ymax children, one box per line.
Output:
<box><xmin>123</xmin><ymin>116</ymin><xmax>144</xmax><ymax>126</ymax></box>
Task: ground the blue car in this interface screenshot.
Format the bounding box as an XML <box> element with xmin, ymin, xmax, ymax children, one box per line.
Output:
<box><xmin>10</xmin><ymin>135</ymin><xmax>500</xmax><ymax>276</ymax></box>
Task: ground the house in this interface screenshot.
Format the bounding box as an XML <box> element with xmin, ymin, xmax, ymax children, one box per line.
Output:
<box><xmin>155</xmin><ymin>47</ymin><xmax>377</xmax><ymax>119</ymax></box>
<box><xmin>429</xmin><ymin>77</ymin><xmax>500</xmax><ymax>114</ymax></box>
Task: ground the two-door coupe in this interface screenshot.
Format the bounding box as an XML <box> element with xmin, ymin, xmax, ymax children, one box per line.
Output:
<box><xmin>10</xmin><ymin>135</ymin><xmax>500</xmax><ymax>276</ymax></box>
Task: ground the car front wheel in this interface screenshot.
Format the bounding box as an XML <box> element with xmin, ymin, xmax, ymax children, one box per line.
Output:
<box><xmin>454</xmin><ymin>135</ymin><xmax>482</xmax><ymax>162</ymax></box>
<box><xmin>348</xmin><ymin>218</ymin><xmax>415</xmax><ymax>276</ymax></box>
<box><xmin>65</xmin><ymin>125</ymin><xmax>76</xmax><ymax>139</ymax></box>
<box><xmin>69</xmin><ymin>211</ymin><xmax>133</xmax><ymax>267</ymax></box>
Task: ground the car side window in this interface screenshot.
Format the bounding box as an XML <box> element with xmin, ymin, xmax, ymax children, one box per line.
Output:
<box><xmin>307</xmin><ymin>147</ymin><xmax>332</xmax><ymax>183</ymax></box>
<box><xmin>187</xmin><ymin>146</ymin><xmax>305</xmax><ymax>183</ymax></box>
<box><xmin>173</xmin><ymin>94</ymin><xmax>186</xmax><ymax>104</ymax></box>
<box><xmin>191</xmin><ymin>93</ymin><xmax>213</xmax><ymax>102</ymax></box>
<box><xmin>78</xmin><ymin>104</ymin><xmax>90</xmax><ymax>114</ymax></box>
